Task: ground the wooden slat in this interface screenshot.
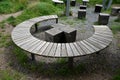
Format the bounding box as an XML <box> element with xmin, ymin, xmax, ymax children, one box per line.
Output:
<box><xmin>90</xmin><ymin>37</ymin><xmax>108</xmax><ymax>47</ymax></box>
<box><xmin>33</xmin><ymin>41</ymin><xmax>46</xmax><ymax>53</ymax></box>
<box><xmin>66</xmin><ymin>43</ymin><xmax>74</xmax><ymax>57</ymax></box>
<box><xmin>92</xmin><ymin>34</ymin><xmax>112</xmax><ymax>42</ymax></box>
<box><xmin>42</xmin><ymin>43</ymin><xmax>54</xmax><ymax>56</ymax></box>
<box><xmin>69</xmin><ymin>43</ymin><xmax>80</xmax><ymax>56</ymax></box>
<box><xmin>17</xmin><ymin>37</ymin><xmax>35</xmax><ymax>46</ymax></box>
<box><xmin>76</xmin><ymin>42</ymin><xmax>92</xmax><ymax>54</ymax></box>
<box><xmin>29</xmin><ymin>40</ymin><xmax>42</xmax><ymax>52</ymax></box>
<box><xmin>95</xmin><ymin>33</ymin><xmax>112</xmax><ymax>37</ymax></box>
<box><xmin>92</xmin><ymin>36</ymin><xmax>111</xmax><ymax>45</ymax></box>
<box><xmin>21</xmin><ymin>39</ymin><xmax>38</xmax><ymax>50</ymax></box>
<box><xmin>48</xmin><ymin>43</ymin><xmax>57</xmax><ymax>57</ymax></box>
<box><xmin>73</xmin><ymin>42</ymin><xmax>85</xmax><ymax>55</ymax></box>
<box><xmin>25</xmin><ymin>40</ymin><xmax>40</xmax><ymax>50</ymax></box>
<box><xmin>87</xmin><ymin>38</ymin><xmax>106</xmax><ymax>49</ymax></box>
<box><xmin>61</xmin><ymin>44</ymin><xmax>68</xmax><ymax>57</ymax></box>
<box><xmin>83</xmin><ymin>40</ymin><xmax>100</xmax><ymax>51</ymax></box>
<box><xmin>55</xmin><ymin>44</ymin><xmax>61</xmax><ymax>57</ymax></box>
<box><xmin>81</xmin><ymin>41</ymin><xmax>95</xmax><ymax>53</ymax></box>
<box><xmin>37</xmin><ymin>42</ymin><xmax>50</xmax><ymax>55</ymax></box>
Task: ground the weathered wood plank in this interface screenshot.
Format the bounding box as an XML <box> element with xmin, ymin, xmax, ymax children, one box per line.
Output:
<box><xmin>55</xmin><ymin>43</ymin><xmax>61</xmax><ymax>57</ymax></box>
<box><xmin>29</xmin><ymin>40</ymin><xmax>42</xmax><ymax>52</ymax></box>
<box><xmin>17</xmin><ymin>37</ymin><xmax>35</xmax><ymax>46</ymax></box>
<box><xmin>66</xmin><ymin>43</ymin><xmax>74</xmax><ymax>57</ymax></box>
<box><xmin>61</xmin><ymin>44</ymin><xmax>68</xmax><ymax>57</ymax></box>
<box><xmin>21</xmin><ymin>39</ymin><xmax>38</xmax><ymax>50</ymax></box>
<box><xmin>73</xmin><ymin>42</ymin><xmax>85</xmax><ymax>55</ymax></box>
<box><xmin>69</xmin><ymin>43</ymin><xmax>80</xmax><ymax>56</ymax></box>
<box><xmin>33</xmin><ymin>41</ymin><xmax>46</xmax><ymax>53</ymax></box>
<box><xmin>87</xmin><ymin>37</ymin><xmax>106</xmax><ymax>48</ymax></box>
<box><xmin>25</xmin><ymin>40</ymin><xmax>40</xmax><ymax>50</ymax></box>
<box><xmin>81</xmin><ymin>41</ymin><xmax>95</xmax><ymax>53</ymax></box>
<box><xmin>94</xmin><ymin>33</ymin><xmax>113</xmax><ymax>38</ymax></box>
<box><xmin>83</xmin><ymin>40</ymin><xmax>100</xmax><ymax>51</ymax></box>
<box><xmin>42</xmin><ymin>43</ymin><xmax>54</xmax><ymax>56</ymax></box>
<box><xmin>37</xmin><ymin>42</ymin><xmax>50</xmax><ymax>55</ymax></box>
<box><xmin>92</xmin><ymin>34</ymin><xmax>112</xmax><ymax>41</ymax></box>
<box><xmin>77</xmin><ymin>42</ymin><xmax>91</xmax><ymax>54</ymax></box>
<box><xmin>48</xmin><ymin>43</ymin><xmax>57</xmax><ymax>57</ymax></box>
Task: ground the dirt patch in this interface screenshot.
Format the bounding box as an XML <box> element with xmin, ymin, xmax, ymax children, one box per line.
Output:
<box><xmin>0</xmin><ymin>11</ymin><xmax>22</xmax><ymax>22</ymax></box>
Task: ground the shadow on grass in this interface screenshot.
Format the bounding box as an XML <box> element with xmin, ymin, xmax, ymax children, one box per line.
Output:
<box><xmin>7</xmin><ymin>43</ymin><xmax>87</xmax><ymax>77</ymax></box>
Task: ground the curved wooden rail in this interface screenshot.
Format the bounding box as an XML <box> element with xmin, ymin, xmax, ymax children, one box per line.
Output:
<box><xmin>11</xmin><ymin>15</ymin><xmax>113</xmax><ymax>58</ymax></box>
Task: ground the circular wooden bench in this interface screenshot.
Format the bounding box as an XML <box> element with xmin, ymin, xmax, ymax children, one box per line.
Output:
<box><xmin>11</xmin><ymin>15</ymin><xmax>113</xmax><ymax>68</ymax></box>
<box><xmin>12</xmin><ymin>15</ymin><xmax>113</xmax><ymax>58</ymax></box>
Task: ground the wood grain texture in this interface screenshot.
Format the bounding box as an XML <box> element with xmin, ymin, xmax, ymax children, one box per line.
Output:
<box><xmin>11</xmin><ymin>15</ymin><xmax>113</xmax><ymax>58</ymax></box>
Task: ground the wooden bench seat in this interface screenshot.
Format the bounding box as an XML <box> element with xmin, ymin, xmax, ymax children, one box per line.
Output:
<box><xmin>11</xmin><ymin>15</ymin><xmax>113</xmax><ymax>58</ymax></box>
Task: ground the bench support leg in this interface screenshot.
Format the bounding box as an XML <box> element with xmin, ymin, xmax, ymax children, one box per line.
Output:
<box><xmin>31</xmin><ymin>53</ymin><xmax>35</xmax><ymax>61</ymax></box>
<box><xmin>35</xmin><ymin>24</ymin><xmax>38</xmax><ymax>32</ymax></box>
<box><xmin>56</xmin><ymin>18</ymin><xmax>58</xmax><ymax>23</ymax></box>
<box><xmin>68</xmin><ymin>57</ymin><xmax>74</xmax><ymax>69</ymax></box>
<box><xmin>96</xmin><ymin>51</ymin><xmax>100</xmax><ymax>54</ymax></box>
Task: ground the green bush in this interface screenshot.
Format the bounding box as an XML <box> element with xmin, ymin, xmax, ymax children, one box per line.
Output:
<box><xmin>0</xmin><ymin>0</ymin><xmax>28</xmax><ymax>14</ymax></box>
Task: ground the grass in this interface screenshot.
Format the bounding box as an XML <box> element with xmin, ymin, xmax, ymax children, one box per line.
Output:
<box><xmin>12</xmin><ymin>44</ymin><xmax>29</xmax><ymax>66</ymax></box>
<box><xmin>0</xmin><ymin>34</ymin><xmax>11</xmax><ymax>48</ymax></box>
<box><xmin>111</xmin><ymin>25</ymin><xmax>120</xmax><ymax>34</ymax></box>
<box><xmin>0</xmin><ymin>69</ymin><xmax>27</xmax><ymax>80</ymax></box>
<box><xmin>4</xmin><ymin>2</ymin><xmax>62</xmax><ymax>26</ymax></box>
<box><xmin>102</xmin><ymin>8</ymin><xmax>111</xmax><ymax>14</ymax></box>
<box><xmin>0</xmin><ymin>0</ymin><xmax>28</xmax><ymax>14</ymax></box>
<box><xmin>115</xmin><ymin>17</ymin><xmax>120</xmax><ymax>22</ymax></box>
<box><xmin>112</xmin><ymin>69</ymin><xmax>120</xmax><ymax>80</ymax></box>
